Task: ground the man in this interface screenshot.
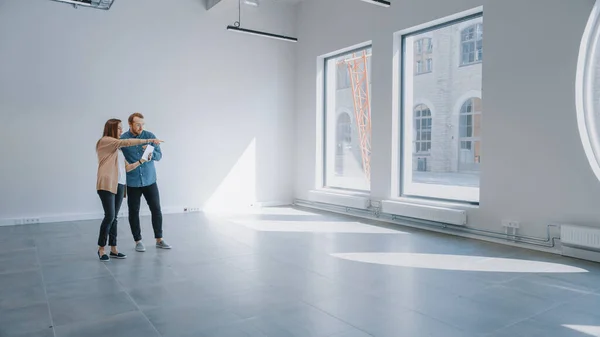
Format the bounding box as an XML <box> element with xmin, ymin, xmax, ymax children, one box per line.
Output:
<box><xmin>121</xmin><ymin>112</ymin><xmax>171</xmax><ymax>251</ymax></box>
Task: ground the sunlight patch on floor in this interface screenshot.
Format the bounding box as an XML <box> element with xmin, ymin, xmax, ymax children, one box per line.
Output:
<box><xmin>563</xmin><ymin>325</ymin><xmax>600</xmax><ymax>336</ymax></box>
<box><xmin>224</xmin><ymin>207</ymin><xmax>318</xmax><ymax>216</ymax></box>
<box><xmin>331</xmin><ymin>252</ymin><xmax>589</xmax><ymax>273</ymax></box>
<box><xmin>205</xmin><ymin>202</ymin><xmax>321</xmax><ymax>216</ymax></box>
<box><xmin>231</xmin><ymin>220</ymin><xmax>407</xmax><ymax>234</ymax></box>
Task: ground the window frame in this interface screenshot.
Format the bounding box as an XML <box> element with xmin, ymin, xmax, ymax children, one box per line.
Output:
<box><xmin>321</xmin><ymin>44</ymin><xmax>373</xmax><ymax>193</ymax></box>
<box><xmin>458</xmin><ymin>97</ymin><xmax>482</xmax><ymax>170</ymax></box>
<box><xmin>396</xmin><ymin>11</ymin><xmax>483</xmax><ymax>204</ymax></box>
<box><xmin>414</xmin><ymin>104</ymin><xmax>432</xmax><ymax>154</ymax></box>
<box><xmin>425</xmin><ymin>58</ymin><xmax>433</xmax><ymax>72</ymax></box>
<box><xmin>460</xmin><ymin>23</ymin><xmax>483</xmax><ymax>66</ymax></box>
<box><xmin>414</xmin><ymin>37</ymin><xmax>433</xmax><ymax>75</ymax></box>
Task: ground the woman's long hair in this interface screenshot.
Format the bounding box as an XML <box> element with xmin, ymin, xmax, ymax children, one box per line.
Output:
<box><xmin>96</xmin><ymin>118</ymin><xmax>121</xmax><ymax>149</ymax></box>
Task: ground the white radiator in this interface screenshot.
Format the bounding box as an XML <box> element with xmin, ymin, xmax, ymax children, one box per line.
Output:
<box><xmin>560</xmin><ymin>224</ymin><xmax>600</xmax><ymax>250</ymax></box>
<box><xmin>308</xmin><ymin>190</ymin><xmax>370</xmax><ymax>210</ymax></box>
<box><xmin>381</xmin><ymin>200</ymin><xmax>467</xmax><ymax>226</ymax></box>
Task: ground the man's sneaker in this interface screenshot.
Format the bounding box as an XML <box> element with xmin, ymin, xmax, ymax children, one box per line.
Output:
<box><xmin>135</xmin><ymin>242</ymin><xmax>146</xmax><ymax>252</ymax></box>
<box><xmin>156</xmin><ymin>240</ymin><xmax>172</xmax><ymax>249</ymax></box>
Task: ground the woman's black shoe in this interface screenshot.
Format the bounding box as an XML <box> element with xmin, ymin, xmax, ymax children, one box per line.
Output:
<box><xmin>97</xmin><ymin>251</ymin><xmax>110</xmax><ymax>262</ymax></box>
<box><xmin>109</xmin><ymin>252</ymin><xmax>127</xmax><ymax>259</ymax></box>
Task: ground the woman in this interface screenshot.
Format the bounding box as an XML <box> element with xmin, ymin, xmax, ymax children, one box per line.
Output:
<box><xmin>96</xmin><ymin>118</ymin><xmax>163</xmax><ymax>262</ymax></box>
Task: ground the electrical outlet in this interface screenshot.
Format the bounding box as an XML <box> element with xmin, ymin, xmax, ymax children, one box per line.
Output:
<box><xmin>183</xmin><ymin>207</ymin><xmax>200</xmax><ymax>213</ymax></box>
<box><xmin>502</xmin><ymin>220</ymin><xmax>520</xmax><ymax>229</ymax></box>
<box><xmin>22</xmin><ymin>218</ymin><xmax>40</xmax><ymax>224</ymax></box>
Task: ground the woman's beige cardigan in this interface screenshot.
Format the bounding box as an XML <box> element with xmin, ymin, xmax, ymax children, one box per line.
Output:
<box><xmin>96</xmin><ymin>137</ymin><xmax>148</xmax><ymax>194</ymax></box>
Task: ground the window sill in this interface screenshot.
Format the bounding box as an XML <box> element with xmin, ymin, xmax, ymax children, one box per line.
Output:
<box><xmin>309</xmin><ymin>189</ymin><xmax>370</xmax><ymax>209</ymax></box>
<box><xmin>381</xmin><ymin>198</ymin><xmax>474</xmax><ymax>226</ymax></box>
<box><xmin>388</xmin><ymin>196</ymin><xmax>479</xmax><ymax>210</ymax></box>
<box><xmin>316</xmin><ymin>187</ymin><xmax>369</xmax><ymax>197</ymax></box>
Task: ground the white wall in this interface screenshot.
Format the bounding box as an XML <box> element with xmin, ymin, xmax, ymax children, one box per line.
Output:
<box><xmin>294</xmin><ymin>0</ymin><xmax>600</xmax><ymax>240</ymax></box>
<box><xmin>0</xmin><ymin>0</ymin><xmax>296</xmax><ymax>223</ymax></box>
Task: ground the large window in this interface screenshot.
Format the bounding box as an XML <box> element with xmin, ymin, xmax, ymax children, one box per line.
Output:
<box><xmin>324</xmin><ymin>46</ymin><xmax>372</xmax><ymax>191</ymax></box>
<box><xmin>401</xmin><ymin>14</ymin><xmax>483</xmax><ymax>202</ymax></box>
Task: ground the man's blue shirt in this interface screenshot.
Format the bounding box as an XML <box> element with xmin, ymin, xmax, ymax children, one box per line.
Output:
<box><xmin>120</xmin><ymin>130</ymin><xmax>162</xmax><ymax>187</ymax></box>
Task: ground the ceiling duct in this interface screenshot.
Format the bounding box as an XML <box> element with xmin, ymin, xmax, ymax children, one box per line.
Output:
<box><xmin>48</xmin><ymin>0</ymin><xmax>115</xmax><ymax>10</ymax></box>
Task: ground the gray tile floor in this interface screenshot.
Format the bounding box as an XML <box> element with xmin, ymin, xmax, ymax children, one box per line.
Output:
<box><xmin>1</xmin><ymin>207</ymin><xmax>600</xmax><ymax>337</ymax></box>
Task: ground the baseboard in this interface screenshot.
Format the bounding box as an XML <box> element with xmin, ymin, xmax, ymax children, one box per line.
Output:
<box><xmin>251</xmin><ymin>200</ymin><xmax>292</xmax><ymax>207</ymax></box>
<box><xmin>0</xmin><ymin>206</ymin><xmax>188</xmax><ymax>227</ymax></box>
<box><xmin>0</xmin><ymin>201</ymin><xmax>293</xmax><ymax>227</ymax></box>
<box><xmin>0</xmin><ymin>212</ymin><xmax>104</xmax><ymax>227</ymax></box>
